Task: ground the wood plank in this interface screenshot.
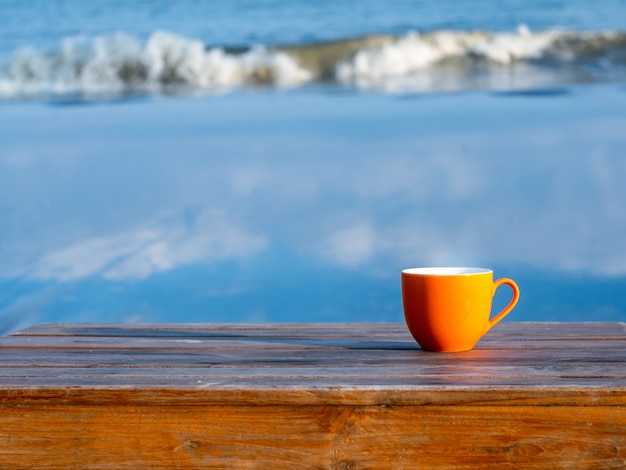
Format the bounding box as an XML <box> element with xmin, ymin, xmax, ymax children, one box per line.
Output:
<box><xmin>0</xmin><ymin>336</ymin><xmax>417</xmax><ymax>350</ymax></box>
<box><xmin>2</xmin><ymin>335</ymin><xmax>625</xmax><ymax>350</ymax></box>
<box><xmin>12</xmin><ymin>321</ymin><xmax>626</xmax><ymax>339</ymax></box>
<box><xmin>0</xmin><ymin>374</ymin><xmax>624</xmax><ymax>390</ymax></box>
<box><xmin>1</xmin><ymin>383</ymin><xmax>625</xmax><ymax>406</ymax></box>
<box><xmin>0</xmin><ymin>404</ymin><xmax>623</xmax><ymax>469</ymax></box>
<box><xmin>11</xmin><ymin>322</ymin><xmax>411</xmax><ymax>337</ymax></box>
<box><xmin>0</xmin><ymin>363</ymin><xmax>624</xmax><ymax>380</ymax></box>
<box><xmin>1</xmin><ymin>347</ymin><xmax>625</xmax><ymax>369</ymax></box>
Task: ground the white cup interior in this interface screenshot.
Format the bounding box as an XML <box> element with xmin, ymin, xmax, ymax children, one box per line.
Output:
<box><xmin>402</xmin><ymin>267</ymin><xmax>492</xmax><ymax>275</ymax></box>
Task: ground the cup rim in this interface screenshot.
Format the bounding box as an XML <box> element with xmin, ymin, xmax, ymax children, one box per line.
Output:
<box><xmin>402</xmin><ymin>267</ymin><xmax>492</xmax><ymax>276</ymax></box>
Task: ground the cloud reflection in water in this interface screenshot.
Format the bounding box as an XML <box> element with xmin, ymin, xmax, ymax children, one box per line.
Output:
<box><xmin>1</xmin><ymin>89</ymin><xmax>626</xmax><ymax>326</ymax></box>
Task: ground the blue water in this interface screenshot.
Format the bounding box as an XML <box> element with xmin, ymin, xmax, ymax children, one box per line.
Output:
<box><xmin>3</xmin><ymin>0</ymin><xmax>626</xmax><ymax>55</ymax></box>
<box><xmin>1</xmin><ymin>0</ymin><xmax>626</xmax><ymax>333</ymax></box>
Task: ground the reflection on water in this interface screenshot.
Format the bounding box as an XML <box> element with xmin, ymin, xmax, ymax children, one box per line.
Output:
<box><xmin>1</xmin><ymin>86</ymin><xmax>626</xmax><ymax>331</ymax></box>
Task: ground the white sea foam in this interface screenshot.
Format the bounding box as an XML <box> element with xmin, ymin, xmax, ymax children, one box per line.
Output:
<box><xmin>0</xmin><ymin>31</ymin><xmax>312</xmax><ymax>98</ymax></box>
<box><xmin>0</xmin><ymin>27</ymin><xmax>624</xmax><ymax>98</ymax></box>
<box><xmin>335</xmin><ymin>25</ymin><xmax>568</xmax><ymax>89</ymax></box>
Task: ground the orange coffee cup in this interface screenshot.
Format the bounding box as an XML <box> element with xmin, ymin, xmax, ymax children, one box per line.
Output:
<box><xmin>402</xmin><ymin>267</ymin><xmax>520</xmax><ymax>352</ymax></box>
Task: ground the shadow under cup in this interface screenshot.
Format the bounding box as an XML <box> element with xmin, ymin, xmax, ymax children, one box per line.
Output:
<box><xmin>401</xmin><ymin>267</ymin><xmax>520</xmax><ymax>352</ymax></box>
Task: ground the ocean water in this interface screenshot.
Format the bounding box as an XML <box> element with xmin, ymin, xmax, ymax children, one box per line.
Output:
<box><xmin>1</xmin><ymin>0</ymin><xmax>626</xmax><ymax>333</ymax></box>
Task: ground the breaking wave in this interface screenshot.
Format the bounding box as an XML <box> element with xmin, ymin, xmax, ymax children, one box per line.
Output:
<box><xmin>1</xmin><ymin>25</ymin><xmax>625</xmax><ymax>99</ymax></box>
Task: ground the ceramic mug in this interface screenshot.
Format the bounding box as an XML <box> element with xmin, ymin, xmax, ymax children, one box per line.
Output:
<box><xmin>402</xmin><ymin>267</ymin><xmax>520</xmax><ymax>352</ymax></box>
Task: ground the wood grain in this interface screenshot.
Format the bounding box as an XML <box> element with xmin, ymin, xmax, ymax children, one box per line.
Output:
<box><xmin>13</xmin><ymin>321</ymin><xmax>626</xmax><ymax>338</ymax></box>
<box><xmin>0</xmin><ymin>322</ymin><xmax>624</xmax><ymax>468</ymax></box>
<box><xmin>0</xmin><ymin>404</ymin><xmax>624</xmax><ymax>469</ymax></box>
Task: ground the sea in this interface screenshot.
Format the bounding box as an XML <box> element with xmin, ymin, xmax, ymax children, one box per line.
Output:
<box><xmin>1</xmin><ymin>0</ymin><xmax>626</xmax><ymax>333</ymax></box>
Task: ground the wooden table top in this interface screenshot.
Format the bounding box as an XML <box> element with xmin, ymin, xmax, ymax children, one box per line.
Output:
<box><xmin>1</xmin><ymin>322</ymin><xmax>625</xmax><ymax>469</ymax></box>
<box><xmin>1</xmin><ymin>321</ymin><xmax>625</xmax><ymax>406</ymax></box>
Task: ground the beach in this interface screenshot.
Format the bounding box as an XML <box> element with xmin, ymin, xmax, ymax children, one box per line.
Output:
<box><xmin>1</xmin><ymin>84</ymin><xmax>626</xmax><ymax>329</ymax></box>
<box><xmin>1</xmin><ymin>0</ymin><xmax>626</xmax><ymax>331</ymax></box>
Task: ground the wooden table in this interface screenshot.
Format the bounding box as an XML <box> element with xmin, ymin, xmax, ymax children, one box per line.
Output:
<box><xmin>0</xmin><ymin>322</ymin><xmax>624</xmax><ymax>469</ymax></box>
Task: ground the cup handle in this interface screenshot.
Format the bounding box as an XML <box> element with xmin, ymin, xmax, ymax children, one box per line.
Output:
<box><xmin>487</xmin><ymin>278</ymin><xmax>520</xmax><ymax>331</ymax></box>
